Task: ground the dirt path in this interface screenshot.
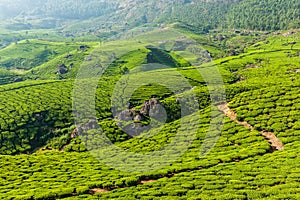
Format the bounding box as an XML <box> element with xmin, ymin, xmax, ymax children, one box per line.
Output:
<box><xmin>217</xmin><ymin>103</ymin><xmax>284</xmax><ymax>151</ymax></box>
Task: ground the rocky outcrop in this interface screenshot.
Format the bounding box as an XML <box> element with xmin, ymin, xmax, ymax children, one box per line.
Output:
<box><xmin>72</xmin><ymin>119</ymin><xmax>99</xmax><ymax>138</ymax></box>
<box><xmin>56</xmin><ymin>64</ymin><xmax>69</xmax><ymax>75</ymax></box>
<box><xmin>140</xmin><ymin>98</ymin><xmax>159</xmax><ymax>116</ymax></box>
<box><xmin>13</xmin><ymin>77</ymin><xmax>23</xmax><ymax>83</ymax></box>
<box><xmin>116</xmin><ymin>98</ymin><xmax>164</xmax><ymax>136</ymax></box>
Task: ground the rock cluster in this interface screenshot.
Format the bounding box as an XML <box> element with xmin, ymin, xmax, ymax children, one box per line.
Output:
<box><xmin>116</xmin><ymin>98</ymin><xmax>164</xmax><ymax>136</ymax></box>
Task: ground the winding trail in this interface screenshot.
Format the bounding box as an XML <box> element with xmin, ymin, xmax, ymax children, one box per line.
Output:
<box><xmin>217</xmin><ymin>103</ymin><xmax>284</xmax><ymax>151</ymax></box>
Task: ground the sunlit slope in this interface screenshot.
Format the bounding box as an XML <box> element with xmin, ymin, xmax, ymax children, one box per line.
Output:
<box><xmin>0</xmin><ymin>107</ymin><xmax>273</xmax><ymax>199</ymax></box>
<box><xmin>0</xmin><ymin>38</ymin><xmax>216</xmax><ymax>155</ymax></box>
<box><xmin>0</xmin><ymin>29</ymin><xmax>299</xmax><ymax>199</ymax></box>
<box><xmin>0</xmin><ymin>40</ymin><xmax>78</xmax><ymax>71</ymax></box>
<box><xmin>0</xmin><ymin>29</ymin><xmax>298</xmax><ymax>155</ymax></box>
<box><xmin>62</xmin><ymin>30</ymin><xmax>300</xmax><ymax>200</ymax></box>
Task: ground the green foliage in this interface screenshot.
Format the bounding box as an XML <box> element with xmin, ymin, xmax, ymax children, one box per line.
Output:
<box><xmin>0</xmin><ymin>39</ymin><xmax>99</xmax><ymax>83</ymax></box>
<box><xmin>0</xmin><ymin>40</ymin><xmax>77</xmax><ymax>71</ymax></box>
<box><xmin>227</xmin><ymin>0</ymin><xmax>300</xmax><ymax>31</ymax></box>
<box><xmin>0</xmin><ymin>13</ymin><xmax>299</xmax><ymax>200</ymax></box>
<box><xmin>171</xmin><ymin>0</ymin><xmax>300</xmax><ymax>32</ymax></box>
<box><xmin>1</xmin><ymin>0</ymin><xmax>298</xmax><ymax>37</ymax></box>
<box><xmin>0</xmin><ymin>78</ymin><xmax>118</xmax><ymax>154</ymax></box>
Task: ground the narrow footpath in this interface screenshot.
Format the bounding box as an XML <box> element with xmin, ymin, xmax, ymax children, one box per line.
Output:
<box><xmin>217</xmin><ymin>103</ymin><xmax>284</xmax><ymax>151</ymax></box>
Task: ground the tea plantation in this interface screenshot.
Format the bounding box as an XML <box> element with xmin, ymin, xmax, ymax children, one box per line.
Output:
<box><xmin>0</xmin><ymin>28</ymin><xmax>299</xmax><ymax>199</ymax></box>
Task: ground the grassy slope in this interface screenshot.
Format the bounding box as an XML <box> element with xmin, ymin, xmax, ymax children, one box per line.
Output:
<box><xmin>0</xmin><ymin>29</ymin><xmax>299</xmax><ymax>199</ymax></box>
<box><xmin>87</xmin><ymin>30</ymin><xmax>300</xmax><ymax>199</ymax></box>
<box><xmin>0</xmin><ymin>39</ymin><xmax>100</xmax><ymax>81</ymax></box>
<box><xmin>0</xmin><ymin>36</ymin><xmax>220</xmax><ymax>155</ymax></box>
<box><xmin>0</xmin><ymin>40</ymin><xmax>76</xmax><ymax>70</ymax></box>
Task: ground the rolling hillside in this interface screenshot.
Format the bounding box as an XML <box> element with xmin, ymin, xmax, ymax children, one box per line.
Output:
<box><xmin>0</xmin><ymin>26</ymin><xmax>299</xmax><ymax>199</ymax></box>
<box><xmin>0</xmin><ymin>0</ymin><xmax>299</xmax><ymax>199</ymax></box>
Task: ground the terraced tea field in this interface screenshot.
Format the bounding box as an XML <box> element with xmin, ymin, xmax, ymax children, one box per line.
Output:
<box><xmin>0</xmin><ymin>26</ymin><xmax>299</xmax><ymax>199</ymax></box>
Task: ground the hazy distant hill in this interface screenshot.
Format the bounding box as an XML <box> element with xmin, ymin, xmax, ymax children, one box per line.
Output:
<box><xmin>0</xmin><ymin>0</ymin><xmax>299</xmax><ymax>32</ymax></box>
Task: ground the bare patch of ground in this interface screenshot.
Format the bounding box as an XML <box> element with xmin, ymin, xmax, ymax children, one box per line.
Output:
<box><xmin>217</xmin><ymin>103</ymin><xmax>284</xmax><ymax>151</ymax></box>
<box><xmin>282</xmin><ymin>31</ymin><xmax>297</xmax><ymax>37</ymax></box>
<box><xmin>261</xmin><ymin>131</ymin><xmax>284</xmax><ymax>151</ymax></box>
<box><xmin>140</xmin><ymin>180</ymin><xmax>157</xmax><ymax>184</ymax></box>
<box><xmin>289</xmin><ymin>69</ymin><xmax>300</xmax><ymax>73</ymax></box>
<box><xmin>10</xmin><ymin>69</ymin><xmax>26</xmax><ymax>74</ymax></box>
<box><xmin>89</xmin><ymin>188</ymin><xmax>110</xmax><ymax>194</ymax></box>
